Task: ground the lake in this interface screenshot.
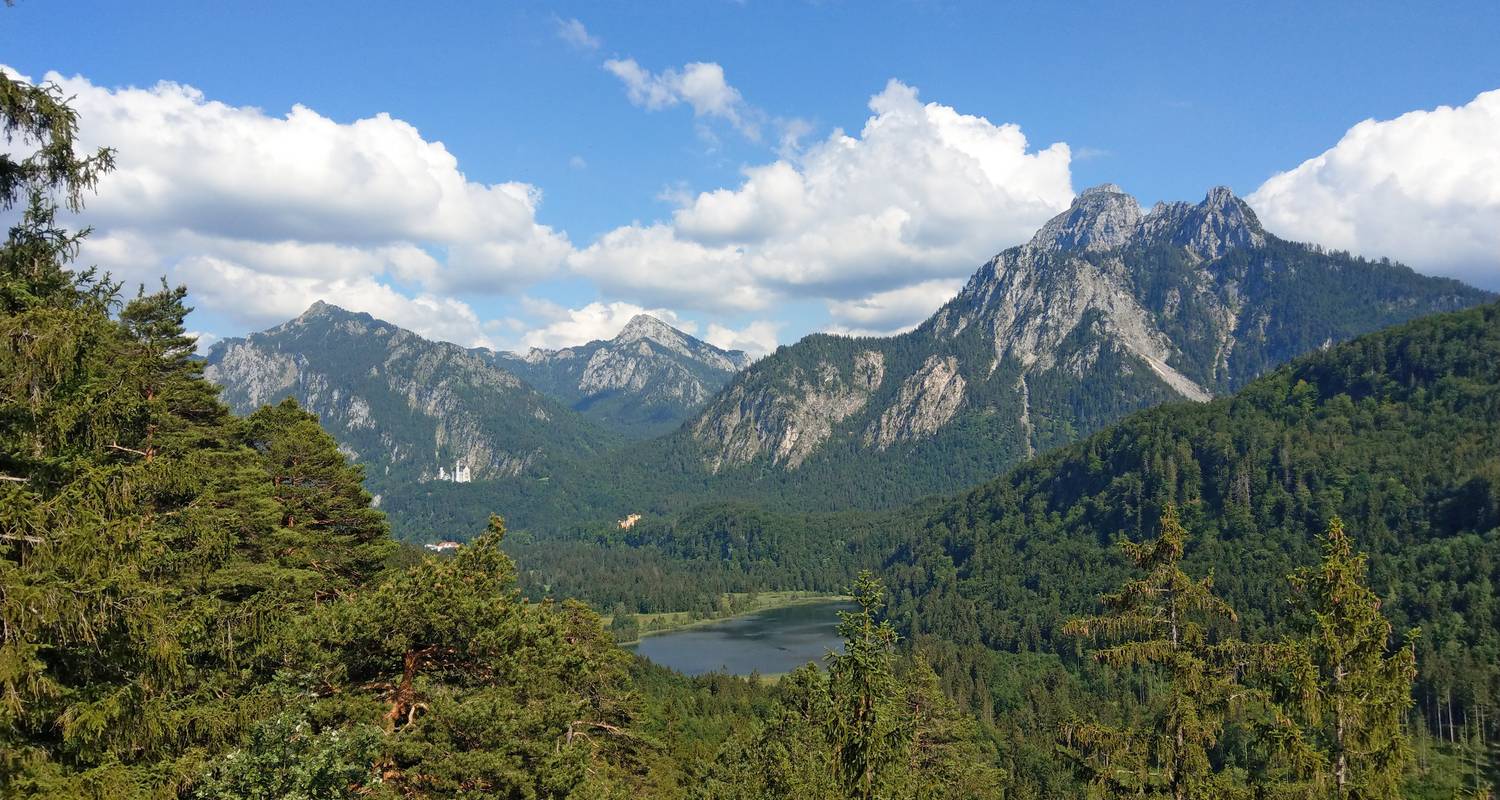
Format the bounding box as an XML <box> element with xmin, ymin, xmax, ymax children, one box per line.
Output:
<box><xmin>627</xmin><ymin>600</ymin><xmax>855</xmax><ymax>676</ymax></box>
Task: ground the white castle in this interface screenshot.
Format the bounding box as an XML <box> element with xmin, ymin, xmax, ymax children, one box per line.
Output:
<box><xmin>435</xmin><ymin>459</ymin><xmax>472</xmax><ymax>483</ymax></box>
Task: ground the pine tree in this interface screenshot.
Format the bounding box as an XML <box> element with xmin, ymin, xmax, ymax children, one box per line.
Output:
<box><xmin>241</xmin><ymin>398</ymin><xmax>392</xmax><ymax>597</ymax></box>
<box><xmin>1287</xmin><ymin>518</ymin><xmax>1416</xmax><ymax>799</ymax></box>
<box><xmin>287</xmin><ymin>515</ymin><xmax>640</xmax><ymax>796</ymax></box>
<box><xmin>1061</xmin><ymin>504</ymin><xmax>1244</xmax><ymax>800</ymax></box>
<box><xmin>899</xmin><ymin>654</ymin><xmax>1007</xmax><ymax>800</ymax></box>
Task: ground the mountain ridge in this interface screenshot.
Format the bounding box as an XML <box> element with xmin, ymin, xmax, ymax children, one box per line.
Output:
<box><xmin>488</xmin><ymin>313</ymin><xmax>753</xmax><ymax>437</ymax></box>
<box><xmin>685</xmin><ymin>183</ymin><xmax>1490</xmax><ymax>482</ymax></box>
<box><xmin>204</xmin><ymin>301</ymin><xmax>618</xmax><ymax>493</ymax></box>
<box><xmin>206</xmin><ymin>185</ymin><xmax>1493</xmax><ymax>540</ymax></box>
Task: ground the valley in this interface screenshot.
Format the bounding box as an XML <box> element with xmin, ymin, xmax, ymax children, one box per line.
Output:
<box><xmin>6</xmin><ymin>13</ymin><xmax>1499</xmax><ymax>796</ymax></box>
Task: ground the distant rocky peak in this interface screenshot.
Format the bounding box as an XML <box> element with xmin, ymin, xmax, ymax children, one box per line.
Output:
<box><xmin>615</xmin><ymin>314</ymin><xmax>681</xmax><ymax>344</ymax></box>
<box><xmin>1030</xmin><ymin>183</ymin><xmax>1143</xmax><ymax>253</ymax></box>
<box><xmin>292</xmin><ymin>300</ymin><xmax>365</xmax><ymax>326</ymax></box>
<box><xmin>1140</xmin><ymin>185</ymin><xmax>1265</xmax><ymax>259</ymax></box>
<box><xmin>292</xmin><ymin>300</ymin><xmax>351</xmax><ymax>324</ymax></box>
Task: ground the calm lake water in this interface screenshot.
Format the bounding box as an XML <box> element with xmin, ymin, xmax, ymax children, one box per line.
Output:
<box><xmin>627</xmin><ymin>600</ymin><xmax>855</xmax><ymax>676</ymax></box>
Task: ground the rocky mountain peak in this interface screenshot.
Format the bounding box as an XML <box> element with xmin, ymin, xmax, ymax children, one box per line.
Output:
<box><xmin>1024</xmin><ymin>183</ymin><xmax>1267</xmax><ymax>260</ymax></box>
<box><xmin>292</xmin><ymin>300</ymin><xmax>371</xmax><ymax>328</ymax></box>
<box><xmin>297</xmin><ymin>300</ymin><xmax>338</xmax><ymax>320</ymax></box>
<box><xmin>1140</xmin><ymin>185</ymin><xmax>1265</xmax><ymax>258</ymax></box>
<box><xmin>1029</xmin><ymin>183</ymin><xmax>1143</xmax><ymax>253</ymax></box>
<box><xmin>487</xmin><ymin>312</ymin><xmax>752</xmax><ymax>437</ymax></box>
<box><xmin>615</xmin><ymin>314</ymin><xmax>685</xmax><ymax>347</ymax></box>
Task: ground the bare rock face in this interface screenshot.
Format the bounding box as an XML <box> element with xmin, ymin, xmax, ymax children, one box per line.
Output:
<box><xmin>944</xmin><ymin>247</ymin><xmax>1212</xmax><ymax>402</ymax></box>
<box><xmin>693</xmin><ymin>350</ymin><xmax>884</xmax><ymax>471</ymax></box>
<box><xmin>684</xmin><ymin>183</ymin><xmax>1489</xmax><ymax>478</ymax></box>
<box><xmin>1030</xmin><ymin>183</ymin><xmax>1142</xmax><ymax>253</ymax></box>
<box><xmin>205</xmin><ymin>302</ymin><xmax>605</xmax><ymax>488</ymax></box>
<box><xmin>1138</xmin><ymin>185</ymin><xmax>1266</xmax><ymax>259</ymax></box>
<box><xmin>865</xmin><ymin>356</ymin><xmax>966</xmax><ymax>449</ymax></box>
<box><xmin>491</xmin><ymin>314</ymin><xmax>753</xmax><ymax>437</ymax></box>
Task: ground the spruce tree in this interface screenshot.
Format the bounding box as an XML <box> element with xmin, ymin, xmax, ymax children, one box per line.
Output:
<box><xmin>241</xmin><ymin>398</ymin><xmax>392</xmax><ymax>596</ymax></box>
<box><xmin>828</xmin><ymin>570</ymin><xmax>907</xmax><ymax>800</ymax></box>
<box><xmin>899</xmin><ymin>654</ymin><xmax>1007</xmax><ymax>799</ymax></box>
<box><xmin>1061</xmin><ymin>504</ymin><xmax>1244</xmax><ymax>800</ymax></box>
<box><xmin>1287</xmin><ymin>518</ymin><xmax>1416</xmax><ymax>799</ymax></box>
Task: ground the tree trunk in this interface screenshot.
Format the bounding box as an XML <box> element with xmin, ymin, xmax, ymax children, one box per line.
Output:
<box><xmin>1448</xmin><ymin>687</ymin><xmax>1456</xmax><ymax>744</ymax></box>
<box><xmin>385</xmin><ymin>649</ymin><xmax>419</xmax><ymax>731</ymax></box>
<box><xmin>1335</xmin><ymin>661</ymin><xmax>1347</xmax><ymax>800</ymax></box>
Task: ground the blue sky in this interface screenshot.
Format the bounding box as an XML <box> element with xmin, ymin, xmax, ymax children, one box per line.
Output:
<box><xmin>3</xmin><ymin>1</ymin><xmax>1498</xmax><ymax>353</ymax></box>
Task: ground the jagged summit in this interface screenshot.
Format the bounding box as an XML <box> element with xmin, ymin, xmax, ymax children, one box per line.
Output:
<box><xmin>688</xmin><ymin>180</ymin><xmax>1490</xmax><ymax>486</ymax></box>
<box><xmin>293</xmin><ymin>300</ymin><xmax>370</xmax><ymax>325</ymax></box>
<box><xmin>1030</xmin><ymin>183</ymin><xmax>1142</xmax><ymax>253</ymax></box>
<box><xmin>1139</xmin><ymin>185</ymin><xmax>1265</xmax><ymax>258</ymax></box>
<box><xmin>1031</xmin><ymin>184</ymin><xmax>1265</xmax><ymax>259</ymax></box>
<box><xmin>492</xmin><ymin>312</ymin><xmax>753</xmax><ymax>437</ymax></box>
<box><xmin>614</xmin><ymin>313</ymin><xmax>687</xmax><ymax>347</ymax></box>
<box><xmin>293</xmin><ymin>299</ymin><xmax>355</xmax><ymax>323</ymax></box>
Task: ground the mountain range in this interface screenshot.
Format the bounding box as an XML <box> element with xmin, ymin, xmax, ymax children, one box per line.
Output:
<box><xmin>206</xmin><ymin>184</ymin><xmax>1493</xmax><ymax>537</ymax></box>
<box><xmin>487</xmin><ymin>314</ymin><xmax>753</xmax><ymax>438</ymax></box>
<box><xmin>204</xmin><ymin>301</ymin><xmax>616</xmax><ymax>493</ymax></box>
<box><xmin>204</xmin><ymin>302</ymin><xmax>748</xmax><ymax>500</ymax></box>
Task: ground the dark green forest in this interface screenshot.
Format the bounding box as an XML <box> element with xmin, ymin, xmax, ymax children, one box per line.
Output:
<box><xmin>3</xmin><ymin>41</ymin><xmax>1496</xmax><ymax>800</ymax></box>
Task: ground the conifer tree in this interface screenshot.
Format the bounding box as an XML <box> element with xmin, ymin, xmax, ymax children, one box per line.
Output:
<box><xmin>1287</xmin><ymin>518</ymin><xmax>1416</xmax><ymax>800</ymax></box>
<box><xmin>118</xmin><ymin>281</ymin><xmax>231</xmax><ymax>457</ymax></box>
<box><xmin>899</xmin><ymin>654</ymin><xmax>1007</xmax><ymax>799</ymax></box>
<box><xmin>699</xmin><ymin>575</ymin><xmax>1008</xmax><ymax>800</ymax></box>
<box><xmin>241</xmin><ymin>398</ymin><xmax>392</xmax><ymax>596</ymax></box>
<box><xmin>828</xmin><ymin>570</ymin><xmax>907</xmax><ymax>800</ymax></box>
<box><xmin>0</xmin><ymin>59</ymin><xmax>192</xmax><ymax>796</ymax></box>
<box><xmin>1061</xmin><ymin>505</ymin><xmax>1243</xmax><ymax>800</ymax></box>
<box><xmin>291</xmin><ymin>515</ymin><xmax>639</xmax><ymax>796</ymax></box>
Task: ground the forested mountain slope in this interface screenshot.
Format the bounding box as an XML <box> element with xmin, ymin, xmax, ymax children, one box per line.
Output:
<box><xmin>881</xmin><ymin>300</ymin><xmax>1500</xmax><ymax>738</ymax></box>
<box><xmin>205</xmin><ymin>301</ymin><xmax>618</xmax><ymax>494</ymax></box>
<box><xmin>488</xmin><ymin>313</ymin><xmax>753</xmax><ymax>438</ymax></box>
<box><xmin>491</xmin><ymin>301</ymin><xmax>1500</xmax><ymax>794</ymax></box>
<box><xmin>381</xmin><ymin>186</ymin><xmax>1492</xmax><ymax>539</ymax></box>
<box><xmin>686</xmin><ymin>184</ymin><xmax>1488</xmax><ymax>484</ymax></box>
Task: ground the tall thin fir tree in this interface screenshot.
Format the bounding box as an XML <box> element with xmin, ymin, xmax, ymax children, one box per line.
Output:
<box><xmin>1287</xmin><ymin>518</ymin><xmax>1417</xmax><ymax>800</ymax></box>
<box><xmin>827</xmin><ymin>571</ymin><xmax>909</xmax><ymax>800</ymax></box>
<box><xmin>1061</xmin><ymin>504</ymin><xmax>1244</xmax><ymax>800</ymax></box>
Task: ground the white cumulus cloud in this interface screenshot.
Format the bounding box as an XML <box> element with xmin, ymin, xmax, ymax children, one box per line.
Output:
<box><xmin>573</xmin><ymin>79</ymin><xmax>1073</xmax><ymax>315</ymax></box>
<box><xmin>604</xmin><ymin>58</ymin><xmax>758</xmax><ymax>138</ymax></box>
<box><xmin>825</xmin><ymin>278</ymin><xmax>964</xmax><ymax>336</ymax></box>
<box><xmin>1249</xmin><ymin>88</ymin><xmax>1500</xmax><ymax>289</ymax></box>
<box><xmin>703</xmin><ymin>320</ymin><xmax>780</xmax><ymax>358</ymax></box>
<box><xmin>176</xmin><ymin>256</ymin><xmax>497</xmax><ymax>348</ymax></box>
<box><xmin>22</xmin><ymin>68</ymin><xmax>572</xmax><ymax>346</ymax></box>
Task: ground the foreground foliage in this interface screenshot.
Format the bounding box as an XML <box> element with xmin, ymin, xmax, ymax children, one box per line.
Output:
<box><xmin>3</xmin><ymin>48</ymin><xmax>1494</xmax><ymax>800</ymax></box>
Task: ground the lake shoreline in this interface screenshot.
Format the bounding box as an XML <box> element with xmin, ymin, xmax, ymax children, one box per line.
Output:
<box><xmin>626</xmin><ymin>597</ymin><xmax>857</xmax><ymax>677</ymax></box>
<box><xmin>614</xmin><ymin>591</ymin><xmax>852</xmax><ymax>647</ymax></box>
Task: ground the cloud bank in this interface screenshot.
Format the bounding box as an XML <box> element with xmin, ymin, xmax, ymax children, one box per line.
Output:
<box><xmin>32</xmin><ymin>69</ymin><xmax>570</xmax><ymax>347</ymax></box>
<box><xmin>34</xmin><ymin>57</ymin><xmax>1492</xmax><ymax>360</ymax></box>
<box><xmin>573</xmin><ymin>79</ymin><xmax>1075</xmax><ymax>332</ymax></box>
<box><xmin>1249</xmin><ymin>88</ymin><xmax>1500</xmax><ymax>289</ymax></box>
